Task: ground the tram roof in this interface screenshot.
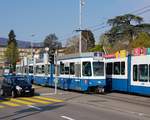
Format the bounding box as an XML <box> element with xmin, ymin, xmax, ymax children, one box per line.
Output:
<box><xmin>57</xmin><ymin>52</ymin><xmax>103</xmax><ymax>60</ymax></box>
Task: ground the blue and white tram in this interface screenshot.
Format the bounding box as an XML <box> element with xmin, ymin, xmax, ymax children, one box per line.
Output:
<box><xmin>105</xmin><ymin>49</ymin><xmax>150</xmax><ymax>96</ymax></box>
<box><xmin>57</xmin><ymin>53</ymin><xmax>106</xmax><ymax>93</ymax></box>
<box><xmin>130</xmin><ymin>55</ymin><xmax>150</xmax><ymax>95</ymax></box>
<box><xmin>16</xmin><ymin>64</ymin><xmax>22</xmax><ymax>76</ymax></box>
<box><xmin>105</xmin><ymin>56</ymin><xmax>128</xmax><ymax>92</ymax></box>
<box><xmin>33</xmin><ymin>62</ymin><xmax>51</xmax><ymax>86</ymax></box>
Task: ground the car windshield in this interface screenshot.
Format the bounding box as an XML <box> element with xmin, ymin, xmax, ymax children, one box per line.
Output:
<box><xmin>12</xmin><ymin>77</ymin><xmax>29</xmax><ymax>85</ymax></box>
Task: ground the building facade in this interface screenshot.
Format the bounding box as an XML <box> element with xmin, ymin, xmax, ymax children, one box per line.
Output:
<box><xmin>0</xmin><ymin>46</ymin><xmax>35</xmax><ymax>67</ymax></box>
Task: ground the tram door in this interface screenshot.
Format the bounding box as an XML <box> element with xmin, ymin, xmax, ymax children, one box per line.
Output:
<box><xmin>106</xmin><ymin>63</ymin><xmax>112</xmax><ymax>91</ymax></box>
<box><xmin>74</xmin><ymin>63</ymin><xmax>81</xmax><ymax>90</ymax></box>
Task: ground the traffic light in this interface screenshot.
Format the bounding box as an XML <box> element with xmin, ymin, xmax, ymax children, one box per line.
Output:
<box><xmin>49</xmin><ymin>54</ymin><xmax>54</xmax><ymax>64</ymax></box>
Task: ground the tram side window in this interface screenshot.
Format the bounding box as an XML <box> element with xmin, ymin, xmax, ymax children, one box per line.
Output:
<box><xmin>55</xmin><ymin>65</ymin><xmax>60</xmax><ymax>76</ymax></box>
<box><xmin>70</xmin><ymin>63</ymin><xmax>75</xmax><ymax>75</ymax></box>
<box><xmin>60</xmin><ymin>62</ymin><xmax>64</xmax><ymax>74</ymax></box>
<box><xmin>16</xmin><ymin>67</ymin><xmax>20</xmax><ymax>73</ymax></box>
<box><xmin>93</xmin><ymin>62</ymin><xmax>104</xmax><ymax>76</ymax></box>
<box><xmin>106</xmin><ymin>63</ymin><xmax>112</xmax><ymax>75</ymax></box>
<box><xmin>29</xmin><ymin>66</ymin><xmax>33</xmax><ymax>73</ymax></box>
<box><xmin>42</xmin><ymin>65</ymin><xmax>45</xmax><ymax>73</ymax></box>
<box><xmin>133</xmin><ymin>65</ymin><xmax>138</xmax><ymax>81</ymax></box>
<box><xmin>82</xmin><ymin>62</ymin><xmax>92</xmax><ymax>76</ymax></box>
<box><xmin>114</xmin><ymin>62</ymin><xmax>120</xmax><ymax>75</ymax></box>
<box><xmin>35</xmin><ymin>66</ymin><xmax>38</xmax><ymax>74</ymax></box>
<box><xmin>75</xmin><ymin>64</ymin><xmax>81</xmax><ymax>77</ymax></box>
<box><xmin>64</xmin><ymin>66</ymin><xmax>69</xmax><ymax>75</ymax></box>
<box><xmin>48</xmin><ymin>65</ymin><xmax>50</xmax><ymax>73</ymax></box>
<box><xmin>44</xmin><ymin>65</ymin><xmax>49</xmax><ymax>75</ymax></box>
<box><xmin>139</xmin><ymin>64</ymin><xmax>148</xmax><ymax>82</ymax></box>
<box><xmin>25</xmin><ymin>67</ymin><xmax>28</xmax><ymax>74</ymax></box>
<box><xmin>36</xmin><ymin>65</ymin><xmax>42</xmax><ymax>74</ymax></box>
<box><xmin>149</xmin><ymin>65</ymin><xmax>150</xmax><ymax>82</ymax></box>
<box><xmin>121</xmin><ymin>62</ymin><xmax>125</xmax><ymax>75</ymax></box>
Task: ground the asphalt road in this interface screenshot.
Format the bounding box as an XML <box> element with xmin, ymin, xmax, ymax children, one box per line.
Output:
<box><xmin>0</xmin><ymin>100</ymin><xmax>146</xmax><ymax>120</ymax></box>
<box><xmin>0</xmin><ymin>85</ymin><xmax>150</xmax><ymax>120</ymax></box>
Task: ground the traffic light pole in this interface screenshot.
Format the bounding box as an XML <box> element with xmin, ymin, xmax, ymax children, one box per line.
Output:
<box><xmin>54</xmin><ymin>50</ymin><xmax>58</xmax><ymax>94</ymax></box>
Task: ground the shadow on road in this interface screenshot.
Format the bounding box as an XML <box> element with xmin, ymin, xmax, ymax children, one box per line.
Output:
<box><xmin>0</xmin><ymin>102</ymin><xmax>65</xmax><ymax>120</ymax></box>
<box><xmin>0</xmin><ymin>96</ymin><xmax>11</xmax><ymax>101</ymax></box>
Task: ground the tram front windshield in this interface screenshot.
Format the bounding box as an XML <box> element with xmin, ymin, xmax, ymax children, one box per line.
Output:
<box><xmin>93</xmin><ymin>62</ymin><xmax>104</xmax><ymax>76</ymax></box>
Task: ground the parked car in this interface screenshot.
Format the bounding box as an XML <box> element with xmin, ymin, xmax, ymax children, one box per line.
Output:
<box><xmin>0</xmin><ymin>76</ymin><xmax>34</xmax><ymax>97</ymax></box>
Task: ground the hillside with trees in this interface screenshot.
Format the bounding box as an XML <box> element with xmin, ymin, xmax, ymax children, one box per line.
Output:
<box><xmin>100</xmin><ymin>14</ymin><xmax>150</xmax><ymax>53</ymax></box>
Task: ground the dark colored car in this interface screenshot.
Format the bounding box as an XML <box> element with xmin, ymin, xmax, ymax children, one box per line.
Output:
<box><xmin>0</xmin><ymin>76</ymin><xmax>34</xmax><ymax>98</ymax></box>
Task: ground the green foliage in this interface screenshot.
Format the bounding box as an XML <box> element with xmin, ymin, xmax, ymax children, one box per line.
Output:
<box><xmin>82</xmin><ymin>30</ymin><xmax>95</xmax><ymax>51</ymax></box>
<box><xmin>102</xmin><ymin>14</ymin><xmax>150</xmax><ymax>52</ymax></box>
<box><xmin>4</xmin><ymin>30</ymin><xmax>19</xmax><ymax>71</ymax></box>
<box><xmin>131</xmin><ymin>32</ymin><xmax>150</xmax><ymax>48</ymax></box>
<box><xmin>89</xmin><ymin>45</ymin><xmax>103</xmax><ymax>52</ymax></box>
<box><xmin>43</xmin><ymin>33</ymin><xmax>62</xmax><ymax>54</ymax></box>
<box><xmin>107</xmin><ymin>14</ymin><xmax>143</xmax><ymax>45</ymax></box>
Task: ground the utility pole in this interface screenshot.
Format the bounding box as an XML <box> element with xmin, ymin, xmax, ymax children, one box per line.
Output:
<box><xmin>79</xmin><ymin>0</ymin><xmax>85</xmax><ymax>54</ymax></box>
<box><xmin>54</xmin><ymin>49</ymin><xmax>58</xmax><ymax>94</ymax></box>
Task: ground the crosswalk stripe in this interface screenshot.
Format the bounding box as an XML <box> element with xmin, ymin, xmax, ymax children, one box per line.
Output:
<box><xmin>34</xmin><ymin>96</ymin><xmax>64</xmax><ymax>102</ymax></box>
<box><xmin>1</xmin><ymin>101</ymin><xmax>20</xmax><ymax>107</ymax></box>
<box><xmin>19</xmin><ymin>97</ymin><xmax>52</xmax><ymax>104</ymax></box>
<box><xmin>10</xmin><ymin>98</ymin><xmax>34</xmax><ymax>105</ymax></box>
<box><xmin>0</xmin><ymin>105</ymin><xmax>4</xmax><ymax>108</ymax></box>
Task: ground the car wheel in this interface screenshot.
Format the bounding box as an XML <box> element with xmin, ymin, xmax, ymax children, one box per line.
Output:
<box><xmin>11</xmin><ymin>91</ymin><xmax>17</xmax><ymax>98</ymax></box>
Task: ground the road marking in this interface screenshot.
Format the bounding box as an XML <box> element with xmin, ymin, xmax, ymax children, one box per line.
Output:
<box><xmin>19</xmin><ymin>97</ymin><xmax>52</xmax><ymax>104</ymax></box>
<box><xmin>1</xmin><ymin>101</ymin><xmax>20</xmax><ymax>107</ymax></box>
<box><xmin>61</xmin><ymin>116</ymin><xmax>75</xmax><ymax>120</ymax></box>
<box><xmin>34</xmin><ymin>96</ymin><xmax>64</xmax><ymax>102</ymax></box>
<box><xmin>27</xmin><ymin>105</ymin><xmax>42</xmax><ymax>110</ymax></box>
<box><xmin>10</xmin><ymin>98</ymin><xmax>34</xmax><ymax>105</ymax></box>
<box><xmin>0</xmin><ymin>105</ymin><xmax>4</xmax><ymax>108</ymax></box>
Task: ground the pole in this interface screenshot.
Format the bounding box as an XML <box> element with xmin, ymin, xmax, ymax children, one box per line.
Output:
<box><xmin>79</xmin><ymin>0</ymin><xmax>82</xmax><ymax>54</ymax></box>
<box><xmin>54</xmin><ymin>50</ymin><xmax>58</xmax><ymax>94</ymax></box>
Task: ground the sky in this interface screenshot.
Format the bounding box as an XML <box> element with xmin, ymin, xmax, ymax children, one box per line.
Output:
<box><xmin>0</xmin><ymin>0</ymin><xmax>150</xmax><ymax>46</ymax></box>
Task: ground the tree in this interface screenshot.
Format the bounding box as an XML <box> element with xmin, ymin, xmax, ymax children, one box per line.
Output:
<box><xmin>131</xmin><ymin>32</ymin><xmax>150</xmax><ymax>48</ymax></box>
<box><xmin>64</xmin><ymin>35</ymin><xmax>79</xmax><ymax>54</ymax></box>
<box><xmin>99</xmin><ymin>34</ymin><xmax>113</xmax><ymax>54</ymax></box>
<box><xmin>5</xmin><ymin>30</ymin><xmax>19</xmax><ymax>72</ymax></box>
<box><xmin>43</xmin><ymin>33</ymin><xmax>62</xmax><ymax>54</ymax></box>
<box><xmin>105</xmin><ymin>14</ymin><xmax>150</xmax><ymax>52</ymax></box>
<box><xmin>89</xmin><ymin>45</ymin><xmax>103</xmax><ymax>52</ymax></box>
<box><xmin>65</xmin><ymin>30</ymin><xmax>96</xmax><ymax>54</ymax></box>
<box><xmin>82</xmin><ymin>30</ymin><xmax>95</xmax><ymax>52</ymax></box>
